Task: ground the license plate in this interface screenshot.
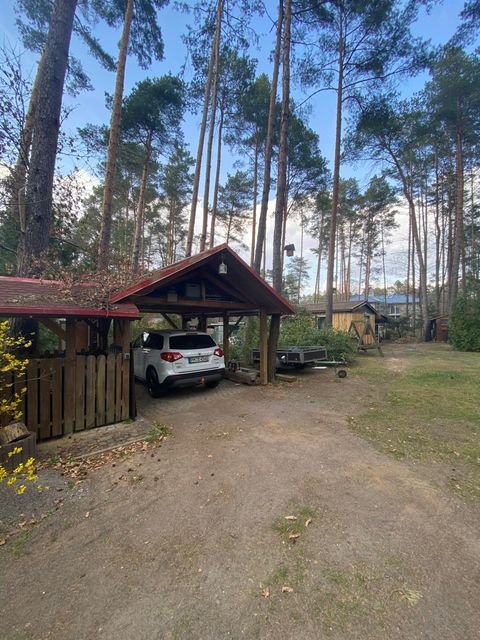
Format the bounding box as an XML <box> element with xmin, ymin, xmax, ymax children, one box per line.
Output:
<box><xmin>189</xmin><ymin>356</ymin><xmax>209</xmax><ymax>363</ymax></box>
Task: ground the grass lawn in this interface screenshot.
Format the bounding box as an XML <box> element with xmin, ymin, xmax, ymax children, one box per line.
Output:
<box><xmin>348</xmin><ymin>344</ymin><xmax>480</xmax><ymax>500</ymax></box>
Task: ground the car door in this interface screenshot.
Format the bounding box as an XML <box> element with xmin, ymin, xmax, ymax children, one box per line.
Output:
<box><xmin>143</xmin><ymin>333</ymin><xmax>164</xmax><ymax>378</ymax></box>
<box><xmin>132</xmin><ymin>332</ymin><xmax>148</xmax><ymax>380</ymax></box>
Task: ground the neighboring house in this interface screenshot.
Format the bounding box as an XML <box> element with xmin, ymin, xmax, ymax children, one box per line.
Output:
<box><xmin>349</xmin><ymin>294</ymin><xmax>420</xmax><ymax>320</ymax></box>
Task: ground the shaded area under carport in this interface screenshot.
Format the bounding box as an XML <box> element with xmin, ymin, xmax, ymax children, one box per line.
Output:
<box><xmin>112</xmin><ymin>244</ymin><xmax>295</xmax><ymax>384</ymax></box>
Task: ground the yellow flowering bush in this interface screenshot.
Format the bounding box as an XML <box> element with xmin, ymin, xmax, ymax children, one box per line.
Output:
<box><xmin>0</xmin><ymin>320</ymin><xmax>31</xmax><ymax>421</ymax></box>
<box><xmin>0</xmin><ymin>321</ymin><xmax>43</xmax><ymax>494</ymax></box>
<box><xmin>0</xmin><ymin>446</ymin><xmax>46</xmax><ymax>494</ymax></box>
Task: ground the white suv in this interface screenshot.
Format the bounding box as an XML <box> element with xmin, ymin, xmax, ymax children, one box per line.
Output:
<box><xmin>133</xmin><ymin>330</ymin><xmax>225</xmax><ymax>397</ymax></box>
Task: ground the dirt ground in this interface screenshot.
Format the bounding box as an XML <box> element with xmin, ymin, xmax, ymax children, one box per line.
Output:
<box><xmin>1</xmin><ymin>344</ymin><xmax>479</xmax><ymax>640</ymax></box>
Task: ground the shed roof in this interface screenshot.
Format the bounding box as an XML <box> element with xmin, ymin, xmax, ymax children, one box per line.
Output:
<box><xmin>112</xmin><ymin>244</ymin><xmax>295</xmax><ymax>316</ymax></box>
<box><xmin>302</xmin><ymin>301</ymin><xmax>378</xmax><ymax>315</ymax></box>
<box><xmin>0</xmin><ymin>276</ymin><xmax>139</xmax><ymax>319</ymax></box>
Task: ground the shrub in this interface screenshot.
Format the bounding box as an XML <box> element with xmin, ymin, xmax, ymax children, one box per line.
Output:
<box><xmin>0</xmin><ymin>322</ymin><xmax>43</xmax><ymax>494</ymax></box>
<box><xmin>229</xmin><ymin>318</ymin><xmax>259</xmax><ymax>364</ymax></box>
<box><xmin>279</xmin><ymin>310</ymin><xmax>356</xmax><ymax>362</ymax></box>
<box><xmin>0</xmin><ymin>321</ymin><xmax>31</xmax><ymax>421</ymax></box>
<box><xmin>449</xmin><ymin>288</ymin><xmax>480</xmax><ymax>352</ymax></box>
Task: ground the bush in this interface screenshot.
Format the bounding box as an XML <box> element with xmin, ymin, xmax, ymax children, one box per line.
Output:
<box><xmin>449</xmin><ymin>288</ymin><xmax>480</xmax><ymax>352</ymax></box>
<box><xmin>279</xmin><ymin>310</ymin><xmax>356</xmax><ymax>363</ymax></box>
<box><xmin>229</xmin><ymin>318</ymin><xmax>259</xmax><ymax>364</ymax></box>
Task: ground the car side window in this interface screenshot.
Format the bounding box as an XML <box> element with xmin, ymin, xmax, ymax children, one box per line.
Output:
<box><xmin>144</xmin><ymin>334</ymin><xmax>163</xmax><ymax>350</ymax></box>
<box><xmin>133</xmin><ymin>334</ymin><xmax>143</xmax><ymax>348</ymax></box>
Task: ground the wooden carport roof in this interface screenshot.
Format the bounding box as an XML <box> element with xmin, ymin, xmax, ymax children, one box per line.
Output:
<box><xmin>112</xmin><ymin>244</ymin><xmax>295</xmax><ymax>316</ymax></box>
<box><xmin>0</xmin><ymin>276</ymin><xmax>139</xmax><ymax>318</ymax></box>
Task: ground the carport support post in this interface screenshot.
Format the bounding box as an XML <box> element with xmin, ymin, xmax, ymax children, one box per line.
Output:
<box><xmin>259</xmin><ymin>310</ymin><xmax>268</xmax><ymax>385</ymax></box>
<box><xmin>222</xmin><ymin>314</ymin><xmax>229</xmax><ymax>365</ymax></box>
<box><xmin>114</xmin><ymin>319</ymin><xmax>132</xmax><ymax>420</ymax></box>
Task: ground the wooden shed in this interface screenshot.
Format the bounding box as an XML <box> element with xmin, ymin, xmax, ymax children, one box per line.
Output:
<box><xmin>431</xmin><ymin>315</ymin><xmax>449</xmax><ymax>342</ymax></box>
<box><xmin>0</xmin><ymin>276</ymin><xmax>139</xmax><ymax>440</ymax></box>
<box><xmin>301</xmin><ymin>300</ymin><xmax>380</xmax><ymax>344</ymax></box>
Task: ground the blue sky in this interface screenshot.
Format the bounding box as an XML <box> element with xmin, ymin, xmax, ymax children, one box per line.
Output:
<box><xmin>1</xmin><ymin>0</ymin><xmax>464</xmax><ymax>184</ymax></box>
<box><xmin>0</xmin><ymin>0</ymin><xmax>467</xmax><ymax>286</ymax></box>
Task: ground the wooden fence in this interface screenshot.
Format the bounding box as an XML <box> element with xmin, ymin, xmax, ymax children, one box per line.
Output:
<box><xmin>1</xmin><ymin>353</ymin><xmax>130</xmax><ymax>440</ymax></box>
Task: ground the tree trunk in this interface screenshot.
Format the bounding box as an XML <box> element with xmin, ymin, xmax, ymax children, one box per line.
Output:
<box><xmin>97</xmin><ymin>0</ymin><xmax>134</xmax><ymax>271</ymax></box>
<box><xmin>200</xmin><ymin>40</ymin><xmax>221</xmax><ymax>252</ymax></box>
<box><xmin>253</xmin><ymin>0</ymin><xmax>283</xmax><ymax>273</ymax></box>
<box><xmin>18</xmin><ymin>0</ymin><xmax>77</xmax><ymax>276</ymax></box>
<box><xmin>272</xmin><ymin>0</ymin><xmax>290</xmax><ymax>293</ymax></box>
<box><xmin>209</xmin><ymin>104</ymin><xmax>224</xmax><ymax>249</ymax></box>
<box><xmin>12</xmin><ymin>48</ymin><xmax>46</xmax><ymax>255</ymax></box>
<box><xmin>185</xmin><ymin>0</ymin><xmax>224</xmax><ymax>257</ymax></box>
<box><xmin>131</xmin><ymin>132</ymin><xmax>152</xmax><ymax>274</ymax></box>
<box><xmin>325</xmin><ymin>16</ymin><xmax>344</xmax><ymax>326</ymax></box>
<box><xmin>395</xmin><ymin>161</ymin><xmax>430</xmax><ymax>341</ymax></box>
<box><xmin>449</xmin><ymin>126</ymin><xmax>464</xmax><ymax>311</ymax></box>
<box><xmin>314</xmin><ymin>210</ymin><xmax>324</xmax><ymax>303</ymax></box>
<box><xmin>250</xmin><ymin>132</ymin><xmax>260</xmax><ymax>266</ymax></box>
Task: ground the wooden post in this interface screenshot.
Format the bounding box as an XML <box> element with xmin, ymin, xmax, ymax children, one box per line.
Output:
<box><xmin>198</xmin><ymin>315</ymin><xmax>207</xmax><ymax>332</ymax></box>
<box><xmin>64</xmin><ymin>318</ymin><xmax>76</xmax><ymax>434</ymax></box>
<box><xmin>222</xmin><ymin>314</ymin><xmax>229</xmax><ymax>365</ymax></box>
<box><xmin>259</xmin><ymin>310</ymin><xmax>268</xmax><ymax>385</ymax></box>
<box><xmin>114</xmin><ymin>319</ymin><xmax>132</xmax><ymax>420</ymax></box>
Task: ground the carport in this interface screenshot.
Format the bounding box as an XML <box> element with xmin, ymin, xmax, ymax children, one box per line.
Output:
<box><xmin>112</xmin><ymin>244</ymin><xmax>295</xmax><ymax>384</ymax></box>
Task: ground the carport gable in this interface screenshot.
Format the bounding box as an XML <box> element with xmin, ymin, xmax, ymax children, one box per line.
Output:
<box><xmin>111</xmin><ymin>244</ymin><xmax>295</xmax><ymax>317</ymax></box>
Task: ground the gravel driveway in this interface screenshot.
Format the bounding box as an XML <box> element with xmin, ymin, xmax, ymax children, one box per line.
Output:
<box><xmin>1</xmin><ymin>347</ymin><xmax>479</xmax><ymax>640</ymax></box>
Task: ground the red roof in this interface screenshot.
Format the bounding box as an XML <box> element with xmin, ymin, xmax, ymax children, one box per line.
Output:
<box><xmin>112</xmin><ymin>244</ymin><xmax>296</xmax><ymax>315</ymax></box>
<box><xmin>0</xmin><ymin>276</ymin><xmax>139</xmax><ymax>319</ymax></box>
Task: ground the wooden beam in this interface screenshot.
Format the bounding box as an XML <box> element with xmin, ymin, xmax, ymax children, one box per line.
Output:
<box><xmin>259</xmin><ymin>310</ymin><xmax>268</xmax><ymax>385</ymax></box>
<box><xmin>38</xmin><ymin>318</ymin><xmax>66</xmax><ymax>341</ymax></box>
<box><xmin>133</xmin><ymin>296</ymin><xmax>254</xmax><ymax>310</ymax></box>
<box><xmin>200</xmin><ymin>269</ymin><xmax>253</xmax><ymax>304</ymax></box>
<box><xmin>161</xmin><ymin>313</ymin><xmax>180</xmax><ymax>329</ymax></box>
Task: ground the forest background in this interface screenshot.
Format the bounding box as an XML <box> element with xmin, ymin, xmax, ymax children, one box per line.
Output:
<box><xmin>0</xmin><ymin>0</ymin><xmax>479</xmax><ymax>341</ymax></box>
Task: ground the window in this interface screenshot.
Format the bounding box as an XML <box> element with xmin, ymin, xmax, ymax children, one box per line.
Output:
<box><xmin>133</xmin><ymin>334</ymin><xmax>144</xmax><ymax>348</ymax></box>
<box><xmin>170</xmin><ymin>334</ymin><xmax>216</xmax><ymax>350</ymax></box>
<box><xmin>317</xmin><ymin>316</ymin><xmax>326</xmax><ymax>330</ymax></box>
<box><xmin>145</xmin><ymin>333</ymin><xmax>164</xmax><ymax>350</ymax></box>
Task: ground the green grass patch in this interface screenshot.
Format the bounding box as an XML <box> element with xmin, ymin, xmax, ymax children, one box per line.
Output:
<box><xmin>272</xmin><ymin>506</ymin><xmax>316</xmax><ymax>540</ymax></box>
<box><xmin>349</xmin><ymin>346</ymin><xmax>480</xmax><ymax>499</ymax></box>
<box><xmin>145</xmin><ymin>421</ymin><xmax>171</xmax><ymax>443</ymax></box>
<box><xmin>10</xmin><ymin>530</ymin><xmax>32</xmax><ymax>557</ymax></box>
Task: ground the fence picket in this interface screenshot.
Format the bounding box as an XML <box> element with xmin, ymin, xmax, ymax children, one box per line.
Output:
<box><xmin>39</xmin><ymin>361</ymin><xmax>51</xmax><ymax>440</ymax></box>
<box><xmin>51</xmin><ymin>359</ymin><xmax>63</xmax><ymax>437</ymax></box>
<box><xmin>26</xmin><ymin>360</ymin><xmax>39</xmax><ymax>436</ymax></box>
<box><xmin>96</xmin><ymin>355</ymin><xmax>106</xmax><ymax>426</ymax></box>
<box><xmin>86</xmin><ymin>356</ymin><xmax>96</xmax><ymax>429</ymax></box>
<box><xmin>106</xmin><ymin>354</ymin><xmax>116</xmax><ymax>424</ymax></box>
<box><xmin>75</xmin><ymin>357</ymin><xmax>86</xmax><ymax>431</ymax></box>
<box><xmin>115</xmin><ymin>353</ymin><xmax>122</xmax><ymax>422</ymax></box>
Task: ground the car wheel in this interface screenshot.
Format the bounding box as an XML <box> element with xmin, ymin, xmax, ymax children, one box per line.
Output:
<box><xmin>206</xmin><ymin>380</ymin><xmax>219</xmax><ymax>389</ymax></box>
<box><xmin>146</xmin><ymin>367</ymin><xmax>162</xmax><ymax>398</ymax></box>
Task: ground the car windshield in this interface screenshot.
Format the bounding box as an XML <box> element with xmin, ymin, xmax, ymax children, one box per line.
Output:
<box><xmin>170</xmin><ymin>334</ymin><xmax>216</xmax><ymax>350</ymax></box>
